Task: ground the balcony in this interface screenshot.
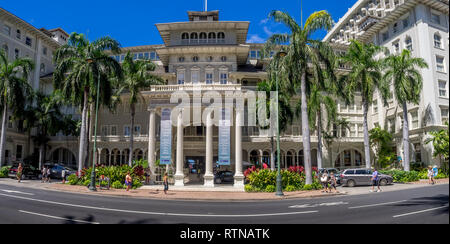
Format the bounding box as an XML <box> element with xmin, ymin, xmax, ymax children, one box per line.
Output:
<box><xmin>144</xmin><ymin>84</ymin><xmax>243</xmax><ymax>92</ymax></box>
<box><xmin>359</xmin><ymin>16</ymin><xmax>380</xmax><ymax>31</ymax></box>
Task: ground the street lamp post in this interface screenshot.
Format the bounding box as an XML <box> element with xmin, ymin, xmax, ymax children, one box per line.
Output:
<box><xmin>87</xmin><ymin>58</ymin><xmax>99</xmax><ymax>192</ymax></box>
<box><xmin>275</xmin><ymin>51</ymin><xmax>287</xmax><ymax>197</ymax></box>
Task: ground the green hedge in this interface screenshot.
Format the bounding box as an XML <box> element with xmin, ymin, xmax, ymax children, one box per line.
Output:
<box><xmin>68</xmin><ymin>165</ymin><xmax>144</xmax><ymax>189</ymax></box>
<box><xmin>380</xmin><ymin>169</ymin><xmax>449</xmax><ymax>183</ymax></box>
<box><xmin>245</xmin><ymin>169</ymin><xmax>322</xmax><ymax>192</ymax></box>
<box><xmin>0</xmin><ymin>166</ymin><xmax>10</xmax><ymax>178</ymax></box>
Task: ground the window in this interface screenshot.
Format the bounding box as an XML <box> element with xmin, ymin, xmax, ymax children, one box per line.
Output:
<box><xmin>205</xmin><ymin>72</ymin><xmax>213</xmax><ymax>84</ymax></box>
<box><xmin>14</xmin><ymin>49</ymin><xmax>19</xmax><ymax>59</ymax></box>
<box><xmin>372</xmin><ymin>100</ymin><xmax>378</xmax><ymax>114</ymax></box>
<box><xmin>3</xmin><ymin>25</ymin><xmax>11</xmax><ymax>35</ymax></box>
<box><xmin>134</xmin><ymin>125</ymin><xmax>141</xmax><ymax>136</ymax></box>
<box><xmin>208</xmin><ymin>32</ymin><xmax>216</xmax><ymax>44</ymax></box>
<box><xmin>221</xmin><ymin>56</ymin><xmax>227</xmax><ymax>62</ymax></box>
<box><xmin>441</xmin><ymin>108</ymin><xmax>449</xmax><ymax>124</ymax></box>
<box><xmin>124</xmin><ymin>126</ymin><xmax>131</xmax><ymax>136</ymax></box>
<box><xmin>191</xmin><ymin>69</ymin><xmax>200</xmax><ymax>84</ymax></box>
<box><xmin>150</xmin><ymin>52</ymin><xmax>157</xmax><ymax>60</ymax></box>
<box><xmin>357</xmin><ymin>123</ymin><xmax>363</xmax><ymax>137</ymax></box>
<box><xmin>388</xmin><ymin>118</ymin><xmax>395</xmax><ymax>133</ymax></box>
<box><xmin>393</xmin><ymin>41</ymin><xmax>400</xmax><ymax>53</ymax></box>
<box><xmin>40</xmin><ymin>63</ymin><xmax>45</xmax><ymax>73</ymax></box>
<box><xmin>344</xmin><ymin>150</ymin><xmax>351</xmax><ymax>166</ymax></box>
<box><xmin>217</xmin><ymin>32</ymin><xmax>225</xmax><ymax>43</ymax></box>
<box><xmin>177</xmin><ymin>71</ymin><xmax>185</xmax><ymax>84</ymax></box>
<box><xmin>436</xmin><ymin>56</ymin><xmax>445</xmax><ymax>72</ymax></box>
<box><xmin>101</xmin><ymin>125</ymin><xmax>108</xmax><ymax>136</ymax></box>
<box><xmin>111</xmin><ymin>126</ymin><xmax>117</xmax><ymax>136</ymax></box>
<box><xmin>350</xmin><ymin>124</ymin><xmax>356</xmax><ymax>137</ymax></box>
<box><xmin>25</xmin><ymin>37</ymin><xmax>32</xmax><ymax>46</ymax></box>
<box><xmin>43</xmin><ymin>47</ymin><xmax>47</xmax><ymax>55</ymax></box>
<box><xmin>402</xmin><ymin>18</ymin><xmax>409</xmax><ymax>28</ymax></box>
<box><xmin>434</xmin><ymin>34</ymin><xmax>442</xmax><ymax>48</ymax></box>
<box><xmin>411</xmin><ymin>111</ymin><xmax>419</xmax><ymax>129</ymax></box>
<box><xmin>431</xmin><ymin>13</ymin><xmax>440</xmax><ymax>25</ymax></box>
<box><xmin>405</xmin><ymin>37</ymin><xmax>412</xmax><ymax>51</ymax></box>
<box><xmin>355</xmin><ymin>169</ymin><xmax>366</xmax><ymax>175</ymax></box>
<box><xmin>220</xmin><ymin>72</ymin><xmax>228</xmax><ymax>84</ymax></box>
<box><xmin>382</xmin><ymin>32</ymin><xmax>389</xmax><ymax>42</ymax></box>
<box><xmin>190</xmin><ymin>33</ymin><xmax>198</xmax><ymax>44</ymax></box>
<box><xmin>438</xmin><ymin>80</ymin><xmax>447</xmax><ymax>97</ymax></box>
<box><xmin>138</xmin><ymin>53</ymin><xmax>143</xmax><ymax>59</ymax></box>
<box><xmin>341</xmin><ymin>125</ymin><xmax>347</xmax><ymax>137</ymax></box>
<box><xmin>178</xmin><ymin>56</ymin><xmax>185</xmax><ymax>62</ymax></box>
<box><xmin>393</xmin><ymin>23</ymin><xmax>398</xmax><ymax>33</ymax></box>
<box><xmin>16</xmin><ymin>145</ymin><xmax>23</xmax><ymax>159</ymax></box>
<box><xmin>199</xmin><ymin>32</ymin><xmax>207</xmax><ymax>44</ymax></box>
<box><xmin>16</xmin><ymin>29</ymin><xmax>21</xmax><ymax>39</ymax></box>
<box><xmin>192</xmin><ymin>56</ymin><xmax>199</xmax><ymax>62</ymax></box>
<box><xmin>250</xmin><ymin>50</ymin><xmax>257</xmax><ymax>59</ymax></box>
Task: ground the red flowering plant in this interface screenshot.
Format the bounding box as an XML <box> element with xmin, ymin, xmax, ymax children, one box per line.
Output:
<box><xmin>288</xmin><ymin>166</ymin><xmax>304</xmax><ymax>174</ymax></box>
<box><xmin>244</xmin><ymin>165</ymin><xmax>259</xmax><ymax>179</ymax></box>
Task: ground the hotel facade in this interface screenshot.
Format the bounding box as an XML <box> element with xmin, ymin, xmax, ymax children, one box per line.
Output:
<box><xmin>0</xmin><ymin>0</ymin><xmax>448</xmax><ymax>187</ymax></box>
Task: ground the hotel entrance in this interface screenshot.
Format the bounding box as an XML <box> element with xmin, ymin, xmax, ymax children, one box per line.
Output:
<box><xmin>185</xmin><ymin>156</ymin><xmax>205</xmax><ymax>184</ymax></box>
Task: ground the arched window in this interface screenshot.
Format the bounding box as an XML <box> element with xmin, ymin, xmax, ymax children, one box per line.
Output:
<box><xmin>177</xmin><ymin>68</ymin><xmax>185</xmax><ymax>85</ymax></box>
<box><xmin>405</xmin><ymin>36</ymin><xmax>412</xmax><ymax>51</ymax></box>
<box><xmin>208</xmin><ymin>32</ymin><xmax>216</xmax><ymax>44</ymax></box>
<box><xmin>298</xmin><ymin>150</ymin><xmax>304</xmax><ymax>166</ymax></box>
<box><xmin>40</xmin><ymin>63</ymin><xmax>45</xmax><ymax>73</ymax></box>
<box><xmin>434</xmin><ymin>33</ymin><xmax>442</xmax><ymax>48</ymax></box>
<box><xmin>190</xmin><ymin>33</ymin><xmax>198</xmax><ymax>44</ymax></box>
<box><xmin>199</xmin><ymin>32</ymin><xmax>207</xmax><ymax>44</ymax></box>
<box><xmin>217</xmin><ymin>32</ymin><xmax>225</xmax><ymax>43</ymax></box>
<box><xmin>181</xmin><ymin>33</ymin><xmax>189</xmax><ymax>45</ymax></box>
<box><xmin>16</xmin><ymin>29</ymin><xmax>21</xmax><ymax>39</ymax></box>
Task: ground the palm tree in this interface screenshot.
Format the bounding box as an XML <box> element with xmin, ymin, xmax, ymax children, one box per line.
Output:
<box><xmin>383</xmin><ymin>49</ymin><xmax>428</xmax><ymax>171</ymax></box>
<box><xmin>339</xmin><ymin>40</ymin><xmax>390</xmax><ymax>169</ymax></box>
<box><xmin>115</xmin><ymin>52</ymin><xmax>164</xmax><ymax>166</ymax></box>
<box><xmin>265</xmin><ymin>10</ymin><xmax>334</xmax><ymax>184</ymax></box>
<box><xmin>322</xmin><ymin>117</ymin><xmax>350</xmax><ymax>168</ymax></box>
<box><xmin>53</xmin><ymin>33</ymin><xmax>122</xmax><ymax>174</ymax></box>
<box><xmin>0</xmin><ymin>50</ymin><xmax>33</xmax><ymax>167</ymax></box>
<box><xmin>256</xmin><ymin>79</ymin><xmax>293</xmax><ymax>170</ymax></box>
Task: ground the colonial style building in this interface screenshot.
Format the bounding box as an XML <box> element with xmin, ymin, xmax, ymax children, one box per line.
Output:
<box><xmin>0</xmin><ymin>0</ymin><xmax>448</xmax><ymax>187</ymax></box>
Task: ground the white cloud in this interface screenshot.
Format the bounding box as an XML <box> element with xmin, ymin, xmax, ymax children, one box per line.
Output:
<box><xmin>263</xmin><ymin>26</ymin><xmax>274</xmax><ymax>36</ymax></box>
<box><xmin>247</xmin><ymin>34</ymin><xmax>265</xmax><ymax>43</ymax></box>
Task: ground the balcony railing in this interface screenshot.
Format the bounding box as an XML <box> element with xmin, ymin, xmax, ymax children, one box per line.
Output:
<box><xmin>144</xmin><ymin>84</ymin><xmax>242</xmax><ymax>92</ymax></box>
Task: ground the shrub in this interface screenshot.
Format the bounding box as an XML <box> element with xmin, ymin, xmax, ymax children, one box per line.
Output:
<box><xmin>67</xmin><ymin>174</ymin><xmax>79</xmax><ymax>185</ymax></box>
<box><xmin>132</xmin><ymin>179</ymin><xmax>143</xmax><ymax>189</ymax></box>
<box><xmin>111</xmin><ymin>181</ymin><xmax>124</xmax><ymax>189</ymax></box>
<box><xmin>285</xmin><ymin>185</ymin><xmax>297</xmax><ymax>192</ymax></box>
<box><xmin>0</xmin><ymin>166</ymin><xmax>10</xmax><ymax>178</ymax></box>
<box><xmin>244</xmin><ymin>184</ymin><xmax>256</xmax><ymax>192</ymax></box>
<box><xmin>302</xmin><ymin>184</ymin><xmax>313</xmax><ymax>191</ymax></box>
<box><xmin>83</xmin><ymin>180</ymin><xmax>91</xmax><ymax>186</ymax></box>
<box><xmin>265</xmin><ymin>185</ymin><xmax>276</xmax><ymax>192</ymax></box>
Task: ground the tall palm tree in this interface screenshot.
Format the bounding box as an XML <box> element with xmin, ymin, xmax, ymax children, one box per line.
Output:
<box><xmin>0</xmin><ymin>50</ymin><xmax>33</xmax><ymax>167</ymax></box>
<box><xmin>53</xmin><ymin>33</ymin><xmax>122</xmax><ymax>174</ymax></box>
<box><xmin>339</xmin><ymin>40</ymin><xmax>390</xmax><ymax>169</ymax></box>
<box><xmin>115</xmin><ymin>52</ymin><xmax>164</xmax><ymax>166</ymax></box>
<box><xmin>383</xmin><ymin>49</ymin><xmax>428</xmax><ymax>171</ymax></box>
<box><xmin>257</xmin><ymin>79</ymin><xmax>293</xmax><ymax>170</ymax></box>
<box><xmin>265</xmin><ymin>10</ymin><xmax>334</xmax><ymax>184</ymax></box>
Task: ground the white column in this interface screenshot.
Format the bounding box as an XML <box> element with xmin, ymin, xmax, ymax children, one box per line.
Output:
<box><xmin>174</xmin><ymin>109</ymin><xmax>185</xmax><ymax>186</ymax></box>
<box><xmin>234</xmin><ymin>108</ymin><xmax>244</xmax><ymax>187</ymax></box>
<box><xmin>148</xmin><ymin>108</ymin><xmax>156</xmax><ymax>182</ymax></box>
<box><xmin>33</xmin><ymin>39</ymin><xmax>42</xmax><ymax>90</ymax></box>
<box><xmin>204</xmin><ymin>110</ymin><xmax>214</xmax><ymax>187</ymax></box>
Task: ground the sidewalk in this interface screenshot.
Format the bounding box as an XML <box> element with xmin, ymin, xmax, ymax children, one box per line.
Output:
<box><xmin>0</xmin><ymin>178</ymin><xmax>447</xmax><ymax>201</ymax></box>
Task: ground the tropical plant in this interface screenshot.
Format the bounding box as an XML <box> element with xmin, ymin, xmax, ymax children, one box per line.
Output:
<box><xmin>0</xmin><ymin>49</ymin><xmax>34</xmax><ymax>167</ymax></box>
<box><xmin>338</xmin><ymin>40</ymin><xmax>390</xmax><ymax>169</ymax></box>
<box><xmin>256</xmin><ymin>80</ymin><xmax>293</xmax><ymax>170</ymax></box>
<box><xmin>369</xmin><ymin>126</ymin><xmax>396</xmax><ymax>169</ymax></box>
<box><xmin>264</xmin><ymin>10</ymin><xmax>334</xmax><ymax>184</ymax></box>
<box><xmin>426</xmin><ymin>123</ymin><xmax>449</xmax><ymax>170</ymax></box>
<box><xmin>53</xmin><ymin>33</ymin><xmax>123</xmax><ymax>174</ymax></box>
<box><xmin>113</xmin><ymin>52</ymin><xmax>164</xmax><ymax>166</ymax></box>
<box><xmin>383</xmin><ymin>49</ymin><xmax>428</xmax><ymax>171</ymax></box>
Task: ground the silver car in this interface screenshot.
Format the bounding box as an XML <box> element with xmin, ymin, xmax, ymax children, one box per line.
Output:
<box><xmin>340</xmin><ymin>168</ymin><xmax>393</xmax><ymax>187</ymax></box>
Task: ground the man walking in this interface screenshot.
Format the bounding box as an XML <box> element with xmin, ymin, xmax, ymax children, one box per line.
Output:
<box><xmin>370</xmin><ymin>168</ymin><xmax>381</xmax><ymax>192</ymax></box>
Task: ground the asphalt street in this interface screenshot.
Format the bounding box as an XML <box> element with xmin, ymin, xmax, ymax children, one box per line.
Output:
<box><xmin>0</xmin><ymin>183</ymin><xmax>448</xmax><ymax>224</ymax></box>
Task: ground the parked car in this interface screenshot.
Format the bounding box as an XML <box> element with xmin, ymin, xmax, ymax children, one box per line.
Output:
<box><xmin>340</xmin><ymin>168</ymin><xmax>393</xmax><ymax>187</ymax></box>
<box><xmin>214</xmin><ymin>171</ymin><xmax>234</xmax><ymax>184</ymax></box>
<box><xmin>319</xmin><ymin>168</ymin><xmax>342</xmax><ymax>184</ymax></box>
<box><xmin>8</xmin><ymin>163</ymin><xmax>41</xmax><ymax>180</ymax></box>
<box><xmin>48</xmin><ymin>164</ymin><xmax>76</xmax><ymax>180</ymax></box>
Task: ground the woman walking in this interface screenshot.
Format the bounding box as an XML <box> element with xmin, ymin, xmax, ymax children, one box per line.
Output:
<box><xmin>163</xmin><ymin>172</ymin><xmax>169</xmax><ymax>194</ymax></box>
<box><xmin>320</xmin><ymin>170</ymin><xmax>329</xmax><ymax>193</ymax></box>
<box><xmin>427</xmin><ymin>166</ymin><xmax>435</xmax><ymax>185</ymax></box>
<box><xmin>329</xmin><ymin>172</ymin><xmax>339</xmax><ymax>193</ymax></box>
<box><xmin>17</xmin><ymin>163</ymin><xmax>23</xmax><ymax>183</ymax></box>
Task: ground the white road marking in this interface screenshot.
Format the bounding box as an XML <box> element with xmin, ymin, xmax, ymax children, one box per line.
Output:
<box><xmin>19</xmin><ymin>210</ymin><xmax>100</xmax><ymax>224</ymax></box>
<box><xmin>0</xmin><ymin>193</ymin><xmax>318</xmax><ymax>218</ymax></box>
<box><xmin>393</xmin><ymin>205</ymin><xmax>449</xmax><ymax>218</ymax></box>
<box><xmin>289</xmin><ymin>201</ymin><xmax>349</xmax><ymax>208</ymax></box>
<box><xmin>348</xmin><ymin>200</ymin><xmax>408</xmax><ymax>209</ymax></box>
<box><xmin>1</xmin><ymin>189</ymin><xmax>34</xmax><ymax>195</ymax></box>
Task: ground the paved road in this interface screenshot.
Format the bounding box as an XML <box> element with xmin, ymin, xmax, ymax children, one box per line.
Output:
<box><xmin>0</xmin><ymin>183</ymin><xmax>448</xmax><ymax>224</ymax></box>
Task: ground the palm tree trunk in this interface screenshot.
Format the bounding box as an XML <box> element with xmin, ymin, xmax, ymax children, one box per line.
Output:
<box><xmin>363</xmin><ymin>99</ymin><xmax>371</xmax><ymax>169</ymax></box>
<box><xmin>270</xmin><ymin>136</ymin><xmax>275</xmax><ymax>171</ymax></box>
<box><xmin>78</xmin><ymin>89</ymin><xmax>89</xmax><ymax>174</ymax></box>
<box><xmin>0</xmin><ymin>105</ymin><xmax>8</xmax><ymax>167</ymax></box>
<box><xmin>39</xmin><ymin>144</ymin><xmax>44</xmax><ymax>170</ymax></box>
<box><xmin>317</xmin><ymin>112</ymin><xmax>323</xmax><ymax>169</ymax></box>
<box><xmin>402</xmin><ymin>102</ymin><xmax>410</xmax><ymax>171</ymax></box>
<box><xmin>128</xmin><ymin>104</ymin><xmax>135</xmax><ymax>166</ymax></box>
<box><xmin>301</xmin><ymin>73</ymin><xmax>313</xmax><ymax>185</ymax></box>
<box><xmin>85</xmin><ymin>104</ymin><xmax>92</xmax><ymax>167</ymax></box>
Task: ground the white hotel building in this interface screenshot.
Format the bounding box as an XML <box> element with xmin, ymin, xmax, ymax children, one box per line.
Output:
<box><xmin>0</xmin><ymin>0</ymin><xmax>448</xmax><ymax>187</ymax></box>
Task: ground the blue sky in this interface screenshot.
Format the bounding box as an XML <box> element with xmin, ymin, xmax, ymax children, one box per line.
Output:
<box><xmin>1</xmin><ymin>0</ymin><xmax>356</xmax><ymax>47</ymax></box>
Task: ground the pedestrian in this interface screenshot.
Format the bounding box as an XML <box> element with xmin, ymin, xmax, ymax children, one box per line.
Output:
<box><xmin>329</xmin><ymin>172</ymin><xmax>339</xmax><ymax>193</ymax></box>
<box><xmin>145</xmin><ymin>167</ymin><xmax>151</xmax><ymax>185</ymax></box>
<box><xmin>370</xmin><ymin>167</ymin><xmax>381</xmax><ymax>192</ymax></box>
<box><xmin>47</xmin><ymin>167</ymin><xmax>51</xmax><ymax>183</ymax></box>
<box><xmin>61</xmin><ymin>168</ymin><xmax>66</xmax><ymax>184</ymax></box>
<box><xmin>427</xmin><ymin>166</ymin><xmax>435</xmax><ymax>185</ymax></box>
<box><xmin>41</xmin><ymin>166</ymin><xmax>47</xmax><ymax>183</ymax></box>
<box><xmin>163</xmin><ymin>172</ymin><xmax>169</xmax><ymax>194</ymax></box>
<box><xmin>125</xmin><ymin>171</ymin><xmax>132</xmax><ymax>191</ymax></box>
<box><xmin>17</xmin><ymin>163</ymin><xmax>23</xmax><ymax>183</ymax></box>
<box><xmin>320</xmin><ymin>170</ymin><xmax>329</xmax><ymax>193</ymax></box>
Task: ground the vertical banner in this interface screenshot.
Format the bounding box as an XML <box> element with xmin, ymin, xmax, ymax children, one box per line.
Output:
<box><xmin>159</xmin><ymin>108</ymin><xmax>172</xmax><ymax>165</ymax></box>
<box><xmin>218</xmin><ymin>108</ymin><xmax>231</xmax><ymax>165</ymax></box>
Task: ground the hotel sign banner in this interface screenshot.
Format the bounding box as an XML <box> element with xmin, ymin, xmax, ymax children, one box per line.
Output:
<box><xmin>218</xmin><ymin>108</ymin><xmax>231</xmax><ymax>165</ymax></box>
<box><xmin>160</xmin><ymin>108</ymin><xmax>172</xmax><ymax>165</ymax></box>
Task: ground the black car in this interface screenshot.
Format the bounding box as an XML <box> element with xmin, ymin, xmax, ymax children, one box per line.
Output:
<box><xmin>46</xmin><ymin>164</ymin><xmax>76</xmax><ymax>179</ymax></box>
<box><xmin>214</xmin><ymin>171</ymin><xmax>234</xmax><ymax>184</ymax></box>
<box><xmin>8</xmin><ymin>163</ymin><xmax>41</xmax><ymax>180</ymax></box>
